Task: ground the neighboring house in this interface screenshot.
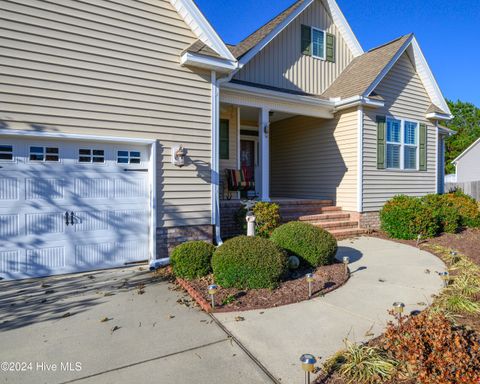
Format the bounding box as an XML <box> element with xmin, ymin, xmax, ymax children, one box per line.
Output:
<box><xmin>0</xmin><ymin>0</ymin><xmax>452</xmax><ymax>280</ymax></box>
<box><xmin>452</xmin><ymin>138</ymin><xmax>480</xmax><ymax>182</ymax></box>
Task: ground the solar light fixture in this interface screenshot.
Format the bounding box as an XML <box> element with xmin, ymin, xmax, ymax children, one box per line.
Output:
<box><xmin>306</xmin><ymin>273</ymin><xmax>314</xmax><ymax>299</ymax></box>
<box><xmin>208</xmin><ymin>284</ymin><xmax>218</xmax><ymax>309</ymax></box>
<box><xmin>300</xmin><ymin>354</ymin><xmax>316</xmax><ymax>384</ymax></box>
<box><xmin>342</xmin><ymin>256</ymin><xmax>350</xmax><ymax>275</ymax></box>
<box><xmin>392</xmin><ymin>302</ymin><xmax>405</xmax><ymax>323</ymax></box>
<box><xmin>440</xmin><ymin>271</ymin><xmax>450</xmax><ymax>288</ymax></box>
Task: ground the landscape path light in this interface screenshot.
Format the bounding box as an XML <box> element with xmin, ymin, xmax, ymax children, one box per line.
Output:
<box><xmin>342</xmin><ymin>256</ymin><xmax>350</xmax><ymax>275</ymax></box>
<box><xmin>306</xmin><ymin>273</ymin><xmax>314</xmax><ymax>299</ymax></box>
<box><xmin>392</xmin><ymin>302</ymin><xmax>405</xmax><ymax>323</ymax></box>
<box><xmin>208</xmin><ymin>284</ymin><xmax>218</xmax><ymax>309</ymax></box>
<box><xmin>440</xmin><ymin>271</ymin><xmax>450</xmax><ymax>288</ymax></box>
<box><xmin>300</xmin><ymin>353</ymin><xmax>316</xmax><ymax>384</ymax></box>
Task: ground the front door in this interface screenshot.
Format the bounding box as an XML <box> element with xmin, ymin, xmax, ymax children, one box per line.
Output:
<box><xmin>240</xmin><ymin>140</ymin><xmax>255</xmax><ymax>198</ymax></box>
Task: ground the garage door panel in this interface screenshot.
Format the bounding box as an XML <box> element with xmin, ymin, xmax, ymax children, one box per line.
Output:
<box><xmin>0</xmin><ymin>137</ymin><xmax>151</xmax><ymax>280</ymax></box>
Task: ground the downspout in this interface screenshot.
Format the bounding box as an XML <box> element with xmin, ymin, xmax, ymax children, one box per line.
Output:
<box><xmin>211</xmin><ymin>71</ymin><xmax>235</xmax><ymax>246</ymax></box>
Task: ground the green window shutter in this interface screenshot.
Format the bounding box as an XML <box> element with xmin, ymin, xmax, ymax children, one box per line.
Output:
<box><xmin>326</xmin><ymin>33</ymin><xmax>335</xmax><ymax>62</ymax></box>
<box><xmin>377</xmin><ymin>116</ymin><xmax>386</xmax><ymax>169</ymax></box>
<box><xmin>419</xmin><ymin>123</ymin><xmax>427</xmax><ymax>171</ymax></box>
<box><xmin>301</xmin><ymin>24</ymin><xmax>312</xmax><ymax>56</ymax></box>
<box><xmin>219</xmin><ymin>119</ymin><xmax>229</xmax><ymax>160</ymax></box>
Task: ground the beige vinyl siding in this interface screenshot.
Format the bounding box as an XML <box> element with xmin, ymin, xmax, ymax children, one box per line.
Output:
<box><xmin>363</xmin><ymin>52</ymin><xmax>436</xmax><ymax>211</ymax></box>
<box><xmin>234</xmin><ymin>0</ymin><xmax>354</xmax><ymax>95</ymax></box>
<box><xmin>270</xmin><ymin>108</ymin><xmax>358</xmax><ymax>210</ymax></box>
<box><xmin>0</xmin><ymin>0</ymin><xmax>213</xmax><ymax>228</ymax></box>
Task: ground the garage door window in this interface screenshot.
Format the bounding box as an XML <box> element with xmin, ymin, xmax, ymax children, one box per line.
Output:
<box><xmin>79</xmin><ymin>149</ymin><xmax>105</xmax><ymax>163</ymax></box>
<box><xmin>0</xmin><ymin>145</ymin><xmax>13</xmax><ymax>161</ymax></box>
<box><xmin>29</xmin><ymin>146</ymin><xmax>59</xmax><ymax>162</ymax></box>
<box><xmin>117</xmin><ymin>151</ymin><xmax>141</xmax><ymax>164</ymax></box>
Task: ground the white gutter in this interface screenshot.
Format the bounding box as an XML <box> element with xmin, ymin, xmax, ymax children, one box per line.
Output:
<box><xmin>333</xmin><ymin>95</ymin><xmax>384</xmax><ymax>111</ymax></box>
<box><xmin>181</xmin><ymin>52</ymin><xmax>237</xmax><ymax>73</ymax></box>
<box><xmin>426</xmin><ymin>112</ymin><xmax>454</xmax><ymax>121</ymax></box>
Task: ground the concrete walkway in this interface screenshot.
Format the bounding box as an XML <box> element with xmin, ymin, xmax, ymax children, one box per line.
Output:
<box><xmin>215</xmin><ymin>236</ymin><xmax>446</xmax><ymax>384</ymax></box>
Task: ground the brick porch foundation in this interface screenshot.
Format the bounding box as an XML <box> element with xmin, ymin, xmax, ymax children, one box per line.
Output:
<box><xmin>359</xmin><ymin>211</ymin><xmax>381</xmax><ymax>230</ymax></box>
<box><xmin>156</xmin><ymin>225</ymin><xmax>214</xmax><ymax>259</ymax></box>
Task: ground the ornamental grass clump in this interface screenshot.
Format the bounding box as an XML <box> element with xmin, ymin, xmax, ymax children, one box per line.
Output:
<box><xmin>170</xmin><ymin>241</ymin><xmax>215</xmax><ymax>280</ymax></box>
<box><xmin>270</xmin><ymin>222</ymin><xmax>337</xmax><ymax>267</ymax></box>
<box><xmin>211</xmin><ymin>236</ymin><xmax>287</xmax><ymax>289</ymax></box>
<box><xmin>323</xmin><ymin>340</ymin><xmax>397</xmax><ymax>384</ymax></box>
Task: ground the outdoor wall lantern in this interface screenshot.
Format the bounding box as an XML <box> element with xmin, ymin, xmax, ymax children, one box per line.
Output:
<box><xmin>342</xmin><ymin>256</ymin><xmax>350</xmax><ymax>275</ymax></box>
<box><xmin>306</xmin><ymin>273</ymin><xmax>315</xmax><ymax>299</ymax></box>
<box><xmin>208</xmin><ymin>284</ymin><xmax>218</xmax><ymax>309</ymax></box>
<box><xmin>172</xmin><ymin>144</ymin><xmax>186</xmax><ymax>167</ymax></box>
<box><xmin>300</xmin><ymin>353</ymin><xmax>316</xmax><ymax>384</ymax></box>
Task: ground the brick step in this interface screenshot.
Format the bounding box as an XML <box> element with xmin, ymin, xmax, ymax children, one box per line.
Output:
<box><xmin>272</xmin><ymin>199</ymin><xmax>334</xmax><ymax>206</ymax></box>
<box><xmin>297</xmin><ymin>213</ymin><xmax>351</xmax><ymax>222</ymax></box>
<box><xmin>312</xmin><ymin>220</ymin><xmax>359</xmax><ymax>230</ymax></box>
<box><xmin>328</xmin><ymin>228</ymin><xmax>368</xmax><ymax>240</ymax></box>
<box><xmin>281</xmin><ymin>206</ymin><xmax>342</xmax><ymax>220</ymax></box>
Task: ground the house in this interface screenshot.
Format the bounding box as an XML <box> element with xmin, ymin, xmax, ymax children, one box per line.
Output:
<box><xmin>451</xmin><ymin>138</ymin><xmax>480</xmax><ymax>182</ymax></box>
<box><xmin>0</xmin><ymin>0</ymin><xmax>452</xmax><ymax>280</ymax></box>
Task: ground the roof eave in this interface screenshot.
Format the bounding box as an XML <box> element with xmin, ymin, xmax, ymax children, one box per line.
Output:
<box><xmin>426</xmin><ymin>112</ymin><xmax>454</xmax><ymax>121</ymax></box>
<box><xmin>333</xmin><ymin>95</ymin><xmax>384</xmax><ymax>111</ymax></box>
<box><xmin>170</xmin><ymin>0</ymin><xmax>236</xmax><ymax>61</ymax></box>
<box><xmin>180</xmin><ymin>52</ymin><xmax>237</xmax><ymax>73</ymax></box>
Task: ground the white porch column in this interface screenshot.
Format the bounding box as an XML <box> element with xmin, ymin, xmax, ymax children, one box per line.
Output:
<box><xmin>259</xmin><ymin>107</ymin><xmax>270</xmax><ymax>201</ymax></box>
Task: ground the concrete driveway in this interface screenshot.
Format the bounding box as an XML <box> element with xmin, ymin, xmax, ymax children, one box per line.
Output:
<box><xmin>215</xmin><ymin>237</ymin><xmax>446</xmax><ymax>384</ymax></box>
<box><xmin>0</xmin><ymin>267</ymin><xmax>272</xmax><ymax>384</ymax></box>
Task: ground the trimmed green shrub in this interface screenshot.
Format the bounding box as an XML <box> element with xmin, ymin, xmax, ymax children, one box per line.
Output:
<box><xmin>235</xmin><ymin>201</ymin><xmax>281</xmax><ymax>238</ymax></box>
<box><xmin>170</xmin><ymin>241</ymin><xmax>215</xmax><ymax>280</ymax></box>
<box><xmin>211</xmin><ymin>236</ymin><xmax>287</xmax><ymax>289</ymax></box>
<box><xmin>422</xmin><ymin>194</ymin><xmax>461</xmax><ymax>234</ymax></box>
<box><xmin>270</xmin><ymin>222</ymin><xmax>338</xmax><ymax>267</ymax></box>
<box><xmin>252</xmin><ymin>202</ymin><xmax>281</xmax><ymax>237</ymax></box>
<box><xmin>443</xmin><ymin>190</ymin><xmax>480</xmax><ymax>228</ymax></box>
<box><xmin>380</xmin><ymin>195</ymin><xmax>439</xmax><ymax>240</ymax></box>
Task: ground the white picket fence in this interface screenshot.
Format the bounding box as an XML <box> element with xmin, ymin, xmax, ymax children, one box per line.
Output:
<box><xmin>445</xmin><ymin>180</ymin><xmax>480</xmax><ymax>201</ymax></box>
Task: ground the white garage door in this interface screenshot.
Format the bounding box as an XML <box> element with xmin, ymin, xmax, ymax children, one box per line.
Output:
<box><xmin>0</xmin><ymin>137</ymin><xmax>151</xmax><ymax>280</ymax></box>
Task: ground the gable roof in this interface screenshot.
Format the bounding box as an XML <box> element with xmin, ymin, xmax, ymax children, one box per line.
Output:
<box><xmin>169</xmin><ymin>0</ymin><xmax>236</xmax><ymax>61</ymax></box>
<box><xmin>230</xmin><ymin>1</ymin><xmax>305</xmax><ymax>58</ymax></box>
<box><xmin>229</xmin><ymin>0</ymin><xmax>363</xmax><ymax>66</ymax></box>
<box><xmin>453</xmin><ymin>137</ymin><xmax>480</xmax><ymax>164</ymax></box>
<box><xmin>322</xmin><ymin>34</ymin><xmax>452</xmax><ymax>116</ymax></box>
<box><xmin>322</xmin><ymin>34</ymin><xmax>411</xmax><ymax>100</ymax></box>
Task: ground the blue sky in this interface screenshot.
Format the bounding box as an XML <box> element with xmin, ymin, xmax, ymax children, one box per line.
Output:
<box><xmin>195</xmin><ymin>0</ymin><xmax>480</xmax><ymax>106</ymax></box>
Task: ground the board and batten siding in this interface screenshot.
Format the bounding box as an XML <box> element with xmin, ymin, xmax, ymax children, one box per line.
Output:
<box><xmin>363</xmin><ymin>52</ymin><xmax>436</xmax><ymax>212</ymax></box>
<box><xmin>233</xmin><ymin>0</ymin><xmax>354</xmax><ymax>95</ymax></box>
<box><xmin>0</xmin><ymin>0</ymin><xmax>213</xmax><ymax>228</ymax></box>
<box><xmin>270</xmin><ymin>108</ymin><xmax>358</xmax><ymax>211</ymax></box>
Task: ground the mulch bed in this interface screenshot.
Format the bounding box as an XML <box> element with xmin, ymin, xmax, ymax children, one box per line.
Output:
<box><xmin>181</xmin><ymin>263</ymin><xmax>348</xmax><ymax>312</ymax></box>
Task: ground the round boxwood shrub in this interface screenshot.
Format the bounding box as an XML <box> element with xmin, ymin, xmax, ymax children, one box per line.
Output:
<box><xmin>270</xmin><ymin>222</ymin><xmax>338</xmax><ymax>267</ymax></box>
<box><xmin>170</xmin><ymin>241</ymin><xmax>215</xmax><ymax>280</ymax></box>
<box><xmin>211</xmin><ymin>236</ymin><xmax>287</xmax><ymax>289</ymax></box>
<box><xmin>380</xmin><ymin>195</ymin><xmax>439</xmax><ymax>240</ymax></box>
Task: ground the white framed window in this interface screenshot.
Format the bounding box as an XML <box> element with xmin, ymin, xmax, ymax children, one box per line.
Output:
<box><xmin>117</xmin><ymin>150</ymin><xmax>141</xmax><ymax>164</ymax></box>
<box><xmin>29</xmin><ymin>146</ymin><xmax>60</xmax><ymax>162</ymax></box>
<box><xmin>386</xmin><ymin>117</ymin><xmax>419</xmax><ymax>170</ymax></box>
<box><xmin>312</xmin><ymin>27</ymin><xmax>326</xmax><ymax>59</ymax></box>
<box><xmin>0</xmin><ymin>144</ymin><xmax>13</xmax><ymax>161</ymax></box>
<box><xmin>78</xmin><ymin>148</ymin><xmax>105</xmax><ymax>164</ymax></box>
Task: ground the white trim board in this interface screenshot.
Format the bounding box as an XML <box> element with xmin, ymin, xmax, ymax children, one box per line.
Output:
<box><xmin>170</xmin><ymin>0</ymin><xmax>236</xmax><ymax>61</ymax></box>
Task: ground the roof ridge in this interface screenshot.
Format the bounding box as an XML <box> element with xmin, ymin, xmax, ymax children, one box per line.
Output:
<box><xmin>229</xmin><ymin>0</ymin><xmax>302</xmax><ymax>47</ymax></box>
<box><xmin>368</xmin><ymin>33</ymin><xmax>413</xmax><ymax>53</ymax></box>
